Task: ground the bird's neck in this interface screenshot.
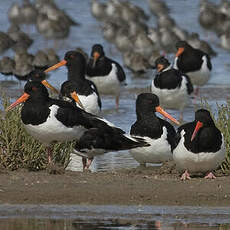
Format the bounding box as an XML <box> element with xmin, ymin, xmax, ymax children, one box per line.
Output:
<box><xmin>67</xmin><ymin>66</ymin><xmax>85</xmax><ymax>81</ymax></box>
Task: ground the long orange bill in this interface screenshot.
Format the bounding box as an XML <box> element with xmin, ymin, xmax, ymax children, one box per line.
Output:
<box><xmin>155</xmin><ymin>106</ymin><xmax>180</xmax><ymax>125</ymax></box>
<box><xmin>92</xmin><ymin>51</ymin><xmax>100</xmax><ymax>68</ymax></box>
<box><xmin>6</xmin><ymin>93</ymin><xmax>30</xmax><ymax>112</ymax></box>
<box><xmin>175</xmin><ymin>47</ymin><xmax>184</xmax><ymax>57</ymax></box>
<box><xmin>44</xmin><ymin>59</ymin><xmax>67</xmax><ymax>73</ymax></box>
<box><xmin>70</xmin><ymin>91</ymin><xmax>85</xmax><ymax>110</ymax></box>
<box><xmin>157</xmin><ymin>64</ymin><xmax>164</xmax><ymax>72</ymax></box>
<box><xmin>191</xmin><ymin>121</ymin><xmax>203</xmax><ymax>142</ymax></box>
<box><xmin>41</xmin><ymin>80</ymin><xmax>59</xmax><ymax>94</ymax></box>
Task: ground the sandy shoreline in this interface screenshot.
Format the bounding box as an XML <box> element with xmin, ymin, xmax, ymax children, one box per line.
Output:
<box><xmin>0</xmin><ymin>163</ymin><xmax>229</xmax><ymax>207</ymax></box>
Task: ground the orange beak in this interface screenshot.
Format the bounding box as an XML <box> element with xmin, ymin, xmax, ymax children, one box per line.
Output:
<box><xmin>41</xmin><ymin>80</ymin><xmax>59</xmax><ymax>94</ymax></box>
<box><xmin>70</xmin><ymin>91</ymin><xmax>85</xmax><ymax>110</ymax></box>
<box><xmin>176</xmin><ymin>47</ymin><xmax>184</xmax><ymax>57</ymax></box>
<box><xmin>44</xmin><ymin>59</ymin><xmax>67</xmax><ymax>73</ymax></box>
<box><xmin>155</xmin><ymin>106</ymin><xmax>180</xmax><ymax>125</ymax></box>
<box><xmin>157</xmin><ymin>64</ymin><xmax>164</xmax><ymax>72</ymax></box>
<box><xmin>92</xmin><ymin>51</ymin><xmax>100</xmax><ymax>67</ymax></box>
<box><xmin>6</xmin><ymin>93</ymin><xmax>30</xmax><ymax>112</ymax></box>
<box><xmin>191</xmin><ymin>121</ymin><xmax>203</xmax><ymax>142</ymax></box>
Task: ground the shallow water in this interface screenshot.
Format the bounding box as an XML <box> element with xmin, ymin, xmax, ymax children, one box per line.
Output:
<box><xmin>1</xmin><ymin>0</ymin><xmax>230</xmax><ymax>172</ymax></box>
<box><xmin>0</xmin><ymin>205</ymin><xmax>230</xmax><ymax>229</ymax></box>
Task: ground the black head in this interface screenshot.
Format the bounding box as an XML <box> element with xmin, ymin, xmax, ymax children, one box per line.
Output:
<box><xmin>60</xmin><ymin>80</ymin><xmax>77</xmax><ymax>98</ymax></box>
<box><xmin>90</xmin><ymin>44</ymin><xmax>105</xmax><ymax>58</ymax></box>
<box><xmin>27</xmin><ymin>69</ymin><xmax>46</xmax><ymax>82</ymax></box>
<box><xmin>64</xmin><ymin>51</ymin><xmax>86</xmax><ymax>69</ymax></box>
<box><xmin>175</xmin><ymin>40</ymin><xmax>190</xmax><ymax>49</ymax></box>
<box><xmin>136</xmin><ymin>93</ymin><xmax>160</xmax><ymax>116</ymax></box>
<box><xmin>24</xmin><ymin>80</ymin><xmax>49</xmax><ymax>99</ymax></box>
<box><xmin>154</xmin><ymin>56</ymin><xmax>170</xmax><ymax>72</ymax></box>
<box><xmin>195</xmin><ymin>109</ymin><xmax>215</xmax><ymax>127</ymax></box>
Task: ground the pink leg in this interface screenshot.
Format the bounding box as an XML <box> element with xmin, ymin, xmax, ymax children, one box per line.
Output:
<box><xmin>82</xmin><ymin>157</ymin><xmax>87</xmax><ymax>170</ymax></box>
<box><xmin>47</xmin><ymin>146</ymin><xmax>53</xmax><ymax>164</ymax></box>
<box><xmin>181</xmin><ymin>170</ymin><xmax>191</xmax><ymax>180</ymax></box>
<box><xmin>204</xmin><ymin>172</ymin><xmax>216</xmax><ymax>179</ymax></box>
<box><xmin>193</xmin><ymin>87</ymin><xmax>200</xmax><ymax>104</ymax></box>
<box><xmin>115</xmin><ymin>95</ymin><xmax>119</xmax><ymax>109</ymax></box>
<box><xmin>85</xmin><ymin>157</ymin><xmax>94</xmax><ymax>169</ymax></box>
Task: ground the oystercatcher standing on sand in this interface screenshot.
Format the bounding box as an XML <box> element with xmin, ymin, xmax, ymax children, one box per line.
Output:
<box><xmin>129</xmin><ymin>93</ymin><xmax>180</xmax><ymax>166</ymax></box>
<box><xmin>173</xmin><ymin>40</ymin><xmax>212</xmax><ymax>95</ymax></box>
<box><xmin>151</xmin><ymin>56</ymin><xmax>193</xmax><ymax>120</ymax></box>
<box><xmin>173</xmin><ymin>109</ymin><xmax>226</xmax><ymax>180</ymax></box>
<box><xmin>6</xmin><ymin>81</ymin><xmax>148</xmax><ymax>169</ymax></box>
<box><xmin>86</xmin><ymin>44</ymin><xmax>126</xmax><ymax>109</ymax></box>
<box><xmin>45</xmin><ymin>51</ymin><xmax>102</xmax><ymax>115</ymax></box>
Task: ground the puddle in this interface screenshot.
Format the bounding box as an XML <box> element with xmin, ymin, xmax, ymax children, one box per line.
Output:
<box><xmin>0</xmin><ymin>205</ymin><xmax>230</xmax><ymax>229</ymax></box>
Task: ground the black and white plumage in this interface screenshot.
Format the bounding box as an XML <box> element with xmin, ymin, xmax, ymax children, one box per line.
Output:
<box><xmin>173</xmin><ymin>40</ymin><xmax>212</xmax><ymax>87</ymax></box>
<box><xmin>45</xmin><ymin>51</ymin><xmax>101</xmax><ymax>115</ymax></box>
<box><xmin>86</xmin><ymin>44</ymin><xmax>126</xmax><ymax>108</ymax></box>
<box><xmin>129</xmin><ymin>93</ymin><xmax>180</xmax><ymax>166</ymax></box>
<box><xmin>6</xmin><ymin>81</ymin><xmax>148</xmax><ymax>169</ymax></box>
<box><xmin>173</xmin><ymin>109</ymin><xmax>226</xmax><ymax>180</ymax></box>
<box><xmin>151</xmin><ymin>56</ymin><xmax>193</xmax><ymax>120</ymax></box>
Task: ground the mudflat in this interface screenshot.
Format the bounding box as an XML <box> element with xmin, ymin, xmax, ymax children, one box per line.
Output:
<box><xmin>0</xmin><ymin>162</ymin><xmax>229</xmax><ymax>207</ymax></box>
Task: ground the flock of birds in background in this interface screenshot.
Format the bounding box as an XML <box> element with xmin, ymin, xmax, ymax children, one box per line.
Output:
<box><xmin>0</xmin><ymin>0</ymin><xmax>229</xmax><ymax>180</ymax></box>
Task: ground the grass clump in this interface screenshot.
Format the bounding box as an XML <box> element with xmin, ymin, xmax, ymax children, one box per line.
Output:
<box><xmin>0</xmin><ymin>95</ymin><xmax>74</xmax><ymax>171</ymax></box>
<box><xmin>203</xmin><ymin>100</ymin><xmax>230</xmax><ymax>173</ymax></box>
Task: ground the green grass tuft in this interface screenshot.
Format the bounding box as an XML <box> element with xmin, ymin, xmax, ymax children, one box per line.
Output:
<box><xmin>0</xmin><ymin>95</ymin><xmax>74</xmax><ymax>171</ymax></box>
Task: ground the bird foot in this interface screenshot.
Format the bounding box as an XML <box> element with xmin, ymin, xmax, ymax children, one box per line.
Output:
<box><xmin>204</xmin><ymin>172</ymin><xmax>216</xmax><ymax>179</ymax></box>
<box><xmin>181</xmin><ymin>170</ymin><xmax>191</xmax><ymax>180</ymax></box>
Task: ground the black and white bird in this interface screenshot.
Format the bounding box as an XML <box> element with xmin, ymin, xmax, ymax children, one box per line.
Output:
<box><xmin>129</xmin><ymin>93</ymin><xmax>180</xmax><ymax>166</ymax></box>
<box><xmin>173</xmin><ymin>109</ymin><xmax>226</xmax><ymax>180</ymax></box>
<box><xmin>86</xmin><ymin>44</ymin><xmax>126</xmax><ymax>109</ymax></box>
<box><xmin>173</xmin><ymin>40</ymin><xmax>212</xmax><ymax>95</ymax></box>
<box><xmin>151</xmin><ymin>56</ymin><xmax>193</xmax><ymax>120</ymax></box>
<box><xmin>45</xmin><ymin>51</ymin><xmax>102</xmax><ymax>115</ymax></box>
<box><xmin>6</xmin><ymin>81</ymin><xmax>148</xmax><ymax>169</ymax></box>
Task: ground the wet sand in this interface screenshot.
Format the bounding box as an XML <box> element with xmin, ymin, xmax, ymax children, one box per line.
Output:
<box><xmin>0</xmin><ymin>163</ymin><xmax>230</xmax><ymax>207</ymax></box>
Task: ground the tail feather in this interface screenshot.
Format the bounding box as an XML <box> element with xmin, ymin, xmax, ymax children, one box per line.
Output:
<box><xmin>74</xmin><ymin>128</ymin><xmax>149</xmax><ymax>155</ymax></box>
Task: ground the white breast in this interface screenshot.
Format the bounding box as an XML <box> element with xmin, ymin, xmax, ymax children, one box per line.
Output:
<box><xmin>86</xmin><ymin>63</ymin><xmax>121</xmax><ymax>95</ymax></box>
<box><xmin>24</xmin><ymin>104</ymin><xmax>86</xmax><ymax>145</ymax></box>
<box><xmin>173</xmin><ymin>130</ymin><xmax>226</xmax><ymax>173</ymax></box>
<box><xmin>129</xmin><ymin>127</ymin><xmax>173</xmax><ymax>164</ymax></box>
<box><xmin>151</xmin><ymin>77</ymin><xmax>190</xmax><ymax>110</ymax></box>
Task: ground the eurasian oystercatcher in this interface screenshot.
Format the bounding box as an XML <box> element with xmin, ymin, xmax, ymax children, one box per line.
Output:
<box><xmin>151</xmin><ymin>56</ymin><xmax>193</xmax><ymax>120</ymax></box>
<box><xmin>86</xmin><ymin>44</ymin><xmax>126</xmax><ymax>109</ymax></box>
<box><xmin>173</xmin><ymin>109</ymin><xmax>226</xmax><ymax>180</ymax></box>
<box><xmin>45</xmin><ymin>51</ymin><xmax>101</xmax><ymax>115</ymax></box>
<box><xmin>173</xmin><ymin>40</ymin><xmax>212</xmax><ymax>95</ymax></box>
<box><xmin>6</xmin><ymin>80</ymin><xmax>147</xmax><ymax>169</ymax></box>
<box><xmin>129</xmin><ymin>93</ymin><xmax>180</xmax><ymax>166</ymax></box>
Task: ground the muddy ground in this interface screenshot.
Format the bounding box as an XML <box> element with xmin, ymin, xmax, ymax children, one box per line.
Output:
<box><xmin>0</xmin><ymin>162</ymin><xmax>229</xmax><ymax>207</ymax></box>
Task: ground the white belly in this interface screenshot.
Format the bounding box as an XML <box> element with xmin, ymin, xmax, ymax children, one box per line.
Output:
<box><xmin>24</xmin><ymin>105</ymin><xmax>86</xmax><ymax>145</ymax></box>
<box><xmin>86</xmin><ymin>63</ymin><xmax>121</xmax><ymax>95</ymax></box>
<box><xmin>173</xmin><ymin>130</ymin><xmax>226</xmax><ymax>173</ymax></box>
<box><xmin>151</xmin><ymin>77</ymin><xmax>190</xmax><ymax>110</ymax></box>
<box><xmin>129</xmin><ymin>127</ymin><xmax>173</xmax><ymax>164</ymax></box>
<box><xmin>78</xmin><ymin>93</ymin><xmax>100</xmax><ymax>115</ymax></box>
